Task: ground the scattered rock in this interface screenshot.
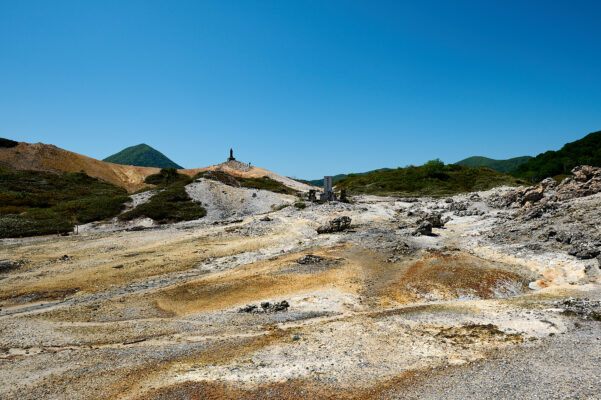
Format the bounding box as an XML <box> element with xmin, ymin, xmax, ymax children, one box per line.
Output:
<box><xmin>239</xmin><ymin>304</ymin><xmax>258</xmax><ymax>313</ymax></box>
<box><xmin>556</xmin><ymin>297</ymin><xmax>601</xmax><ymax>321</ymax></box>
<box><xmin>260</xmin><ymin>216</ymin><xmax>272</xmax><ymax>222</ymax></box>
<box><xmin>317</xmin><ymin>216</ymin><xmax>352</xmax><ymax>234</ymax></box>
<box><xmin>296</xmin><ymin>254</ymin><xmax>325</xmax><ymax>264</ymax></box>
<box><xmin>239</xmin><ymin>300</ymin><xmax>290</xmax><ymax>314</ymax></box>
<box><xmin>568</xmin><ymin>241</ymin><xmax>600</xmax><ymax>260</ymax></box>
<box><xmin>555</xmin><ymin>231</ymin><xmax>580</xmax><ymax>244</ymax></box>
<box><xmin>449</xmin><ymin>202</ymin><xmax>468</xmax><ymax>212</ymax></box>
<box><xmin>0</xmin><ymin>260</ymin><xmax>24</xmax><ymax>274</ymax></box>
<box><xmin>500</xmin><ymin>165</ymin><xmax>601</xmax><ymax>209</ymax></box>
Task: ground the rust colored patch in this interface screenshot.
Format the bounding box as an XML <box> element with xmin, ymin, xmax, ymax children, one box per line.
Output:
<box><xmin>137</xmin><ymin>370</ymin><xmax>430</xmax><ymax>400</ymax></box>
<box><xmin>379</xmin><ymin>251</ymin><xmax>526</xmax><ymax>304</ymax></box>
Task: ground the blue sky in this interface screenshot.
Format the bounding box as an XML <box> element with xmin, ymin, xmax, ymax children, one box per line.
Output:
<box><xmin>1</xmin><ymin>0</ymin><xmax>600</xmax><ymax>178</ymax></box>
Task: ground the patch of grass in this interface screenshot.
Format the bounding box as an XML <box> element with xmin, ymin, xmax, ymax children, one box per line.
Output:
<box><xmin>54</xmin><ymin>195</ymin><xmax>132</xmax><ymax>224</ymax></box>
<box><xmin>196</xmin><ymin>171</ymin><xmax>297</xmax><ymax>195</ymax></box>
<box><xmin>145</xmin><ymin>167</ymin><xmax>192</xmax><ymax>186</ymax></box>
<box><xmin>294</xmin><ymin>202</ymin><xmax>306</xmax><ymax>210</ymax></box>
<box><xmin>335</xmin><ymin>160</ymin><xmax>527</xmax><ymax>197</ymax></box>
<box><xmin>195</xmin><ymin>170</ymin><xmax>241</xmax><ymax>186</ymax></box>
<box><xmin>0</xmin><ymin>168</ymin><xmax>131</xmax><ymax>238</ymax></box>
<box><xmin>239</xmin><ymin>177</ymin><xmax>297</xmax><ymax>195</ymax></box>
<box><xmin>119</xmin><ymin>183</ymin><xmax>205</xmax><ymax>223</ymax></box>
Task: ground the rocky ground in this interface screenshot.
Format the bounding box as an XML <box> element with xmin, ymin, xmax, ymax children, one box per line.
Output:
<box><xmin>1</xmin><ymin>167</ymin><xmax>600</xmax><ymax>399</ymax></box>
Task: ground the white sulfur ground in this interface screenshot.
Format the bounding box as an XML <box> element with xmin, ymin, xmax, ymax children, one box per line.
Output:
<box><xmin>185</xmin><ymin>178</ymin><xmax>297</xmax><ymax>222</ymax></box>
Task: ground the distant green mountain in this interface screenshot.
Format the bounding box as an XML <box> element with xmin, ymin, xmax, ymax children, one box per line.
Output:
<box><xmin>455</xmin><ymin>156</ymin><xmax>532</xmax><ymax>173</ymax></box>
<box><xmin>103</xmin><ymin>144</ymin><xmax>183</xmax><ymax>169</ymax></box>
<box><xmin>305</xmin><ymin>169</ymin><xmax>391</xmax><ymax>187</ymax></box>
<box><xmin>334</xmin><ymin>160</ymin><xmax>525</xmax><ymax>197</ymax></box>
<box><xmin>512</xmin><ymin>130</ymin><xmax>601</xmax><ymax>182</ymax></box>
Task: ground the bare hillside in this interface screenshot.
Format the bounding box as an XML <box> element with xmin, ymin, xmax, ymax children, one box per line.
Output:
<box><xmin>0</xmin><ymin>142</ymin><xmax>158</xmax><ymax>192</ymax></box>
<box><xmin>0</xmin><ymin>142</ymin><xmax>314</xmax><ymax>193</ymax></box>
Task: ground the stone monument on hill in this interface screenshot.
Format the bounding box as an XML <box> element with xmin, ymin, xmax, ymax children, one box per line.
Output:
<box><xmin>227</xmin><ymin>148</ymin><xmax>236</xmax><ymax>161</ymax></box>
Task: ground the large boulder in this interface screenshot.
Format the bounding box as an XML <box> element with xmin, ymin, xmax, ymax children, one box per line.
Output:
<box><xmin>425</xmin><ymin>213</ymin><xmax>445</xmax><ymax>228</ymax></box>
<box><xmin>413</xmin><ymin>220</ymin><xmax>433</xmax><ymax>236</ymax></box>
<box><xmin>317</xmin><ymin>216</ymin><xmax>352</xmax><ymax>234</ymax></box>
<box><xmin>500</xmin><ymin>165</ymin><xmax>601</xmax><ymax>208</ymax></box>
<box><xmin>555</xmin><ymin>166</ymin><xmax>601</xmax><ymax>201</ymax></box>
<box><xmin>568</xmin><ymin>241</ymin><xmax>600</xmax><ymax>260</ymax></box>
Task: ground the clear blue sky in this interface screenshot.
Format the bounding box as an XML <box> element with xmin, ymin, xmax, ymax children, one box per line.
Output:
<box><xmin>1</xmin><ymin>1</ymin><xmax>600</xmax><ymax>178</ymax></box>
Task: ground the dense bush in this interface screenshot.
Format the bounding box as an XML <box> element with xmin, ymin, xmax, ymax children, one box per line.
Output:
<box><xmin>0</xmin><ymin>212</ymin><xmax>73</xmax><ymax>238</ymax></box>
<box><xmin>0</xmin><ymin>168</ymin><xmax>130</xmax><ymax>238</ymax></box>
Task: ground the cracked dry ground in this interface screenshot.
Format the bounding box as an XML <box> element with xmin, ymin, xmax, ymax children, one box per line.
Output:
<box><xmin>1</xmin><ymin>196</ymin><xmax>600</xmax><ymax>399</ymax></box>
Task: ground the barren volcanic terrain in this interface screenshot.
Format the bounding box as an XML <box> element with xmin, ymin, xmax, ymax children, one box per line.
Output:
<box><xmin>1</xmin><ymin>167</ymin><xmax>600</xmax><ymax>399</ymax></box>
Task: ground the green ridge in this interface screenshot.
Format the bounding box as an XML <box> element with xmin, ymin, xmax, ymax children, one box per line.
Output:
<box><xmin>103</xmin><ymin>144</ymin><xmax>183</xmax><ymax>169</ymax></box>
<box><xmin>334</xmin><ymin>159</ymin><xmax>526</xmax><ymax>197</ymax></box>
<box><xmin>455</xmin><ymin>156</ymin><xmax>532</xmax><ymax>173</ymax></box>
<box><xmin>511</xmin><ymin>130</ymin><xmax>601</xmax><ymax>182</ymax></box>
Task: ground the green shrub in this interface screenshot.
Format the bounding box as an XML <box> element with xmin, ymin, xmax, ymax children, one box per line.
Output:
<box><xmin>55</xmin><ymin>195</ymin><xmax>131</xmax><ymax>223</ymax></box>
<box><xmin>294</xmin><ymin>202</ymin><xmax>306</xmax><ymax>210</ymax></box>
<box><xmin>119</xmin><ymin>184</ymin><xmax>206</xmax><ymax>223</ymax></box>
<box><xmin>271</xmin><ymin>204</ymin><xmax>289</xmax><ymax>211</ymax></box>
<box><xmin>240</xmin><ymin>176</ymin><xmax>297</xmax><ymax>195</ymax></box>
<box><xmin>145</xmin><ymin>167</ymin><xmax>191</xmax><ymax>186</ymax></box>
<box><xmin>0</xmin><ymin>211</ymin><xmax>73</xmax><ymax>238</ymax></box>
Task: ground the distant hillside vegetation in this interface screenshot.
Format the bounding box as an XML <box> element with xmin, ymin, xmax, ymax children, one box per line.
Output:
<box><xmin>0</xmin><ymin>166</ymin><xmax>130</xmax><ymax>238</ymax></box>
<box><xmin>104</xmin><ymin>144</ymin><xmax>183</xmax><ymax>169</ymax></box>
<box><xmin>455</xmin><ymin>156</ymin><xmax>532</xmax><ymax>173</ymax></box>
<box><xmin>305</xmin><ymin>169</ymin><xmax>391</xmax><ymax>187</ymax></box>
<box><xmin>334</xmin><ymin>159</ymin><xmax>526</xmax><ymax>197</ymax></box>
<box><xmin>511</xmin><ymin>130</ymin><xmax>601</xmax><ymax>182</ymax></box>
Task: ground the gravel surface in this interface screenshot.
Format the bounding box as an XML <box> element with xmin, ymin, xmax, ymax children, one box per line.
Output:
<box><xmin>381</xmin><ymin>317</ymin><xmax>601</xmax><ymax>400</ymax></box>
